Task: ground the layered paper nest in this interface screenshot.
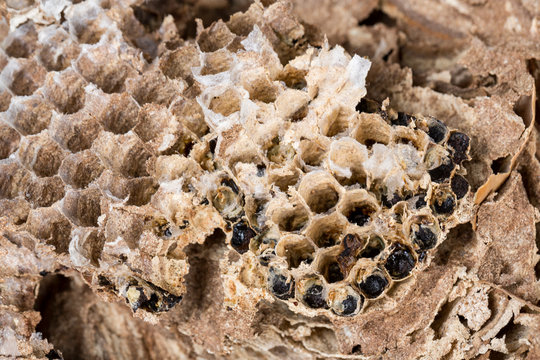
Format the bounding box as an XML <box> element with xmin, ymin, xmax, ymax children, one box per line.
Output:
<box><xmin>0</xmin><ymin>0</ymin><xmax>539</xmax><ymax>359</ymax></box>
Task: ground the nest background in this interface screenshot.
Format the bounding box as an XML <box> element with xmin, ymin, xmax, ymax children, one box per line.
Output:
<box><xmin>0</xmin><ymin>0</ymin><xmax>539</xmax><ymax>359</ymax></box>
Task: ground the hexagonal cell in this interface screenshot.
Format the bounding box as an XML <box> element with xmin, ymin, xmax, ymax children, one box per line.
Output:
<box><xmin>328</xmin><ymin>285</ymin><xmax>363</xmax><ymax>316</ymax></box>
<box><xmin>424</xmin><ymin>144</ymin><xmax>454</xmax><ymax>184</ymax></box>
<box><xmin>431</xmin><ymin>186</ymin><xmax>457</xmax><ymax>217</ymax></box>
<box><xmin>275</xmin><ymin>89</ymin><xmax>310</xmax><ymax>121</ymax></box>
<box><xmin>169</xmin><ymin>96</ymin><xmax>209</xmax><ymax>139</ymax></box>
<box><xmin>275</xmin><ymin>235</ymin><xmax>315</xmax><ymax>269</ymax></box>
<box><xmin>328</xmin><ymin>137</ymin><xmax>368</xmax><ymax>187</ymax></box>
<box><xmin>210</xmin><ymin>177</ymin><xmax>244</xmax><ymax>222</ymax></box>
<box><xmin>271</xmin><ymin>200</ymin><xmax>310</xmax><ymax>233</ymax></box>
<box><xmin>267</xmin><ymin>266</ymin><xmax>295</xmax><ymax>300</ymax></box>
<box><xmin>50</xmin><ymin>111</ymin><xmax>103</xmax><ymax>152</ymax></box>
<box><xmin>25</xmin><ymin>176</ymin><xmax>65</xmax><ymax>208</ymax></box>
<box><xmin>318</xmin><ymin>104</ymin><xmax>355</xmax><ymax>137</ymax></box>
<box><xmin>42</xmin><ymin>69</ymin><xmax>87</xmax><ymax>114</ymax></box>
<box><xmin>104</xmin><ymin>209</ymin><xmax>144</xmax><ymax>249</ymax></box>
<box><xmin>3</xmin><ymin>21</ymin><xmax>38</xmax><ymax>58</ymax></box>
<box><xmin>383</xmin><ymin>243</ymin><xmax>416</xmax><ymax>280</ymax></box>
<box><xmin>97</xmin><ymin>171</ymin><xmax>158</xmax><ymax>206</ymax></box>
<box><xmin>277</xmin><ymin>64</ymin><xmax>307</xmax><ymax>90</ymax></box>
<box><xmin>3</xmin><ymin>58</ymin><xmax>47</xmax><ymax>96</ymax></box>
<box><xmin>38</xmin><ymin>26</ymin><xmax>81</xmax><ymax>71</ymax></box>
<box><xmin>338</xmin><ymin>190</ymin><xmax>379</xmax><ymax>227</ymax></box>
<box><xmin>298</xmin><ymin>172</ymin><xmax>341</xmax><ymax>214</ymax></box>
<box><xmin>0</xmin><ymin>86</ymin><xmax>12</xmax><ymax>111</ymax></box>
<box><xmin>450</xmin><ymin>174</ymin><xmax>470</xmax><ymax>199</ymax></box>
<box><xmin>209</xmin><ymin>88</ymin><xmax>241</xmax><ymax>116</ymax></box>
<box><xmin>75</xmin><ymin>43</ymin><xmax>135</xmax><ymax>93</ymax></box>
<box><xmin>0</xmin><ymin>122</ymin><xmax>20</xmax><ymax>159</ymax></box>
<box><xmin>356</xmin><ymin>268</ymin><xmax>390</xmax><ymax>299</ymax></box>
<box><xmin>446</xmin><ymin>131</ymin><xmax>471</xmax><ymax>164</ymax></box>
<box><xmin>26</xmin><ymin>207</ymin><xmax>72</xmax><ymax>253</ymax></box>
<box><xmin>306</xmin><ymin>213</ymin><xmax>347</xmax><ymax>248</ymax></box>
<box><xmin>65</xmin><ymin>1</ymin><xmax>107</xmax><ymax>44</ymax></box>
<box><xmin>4</xmin><ymin>94</ymin><xmax>54</xmax><ymax>135</ymax></box>
<box><xmin>126</xmin><ymin>69</ymin><xmax>178</xmax><ymax>106</ymax></box>
<box><xmin>296</xmin><ymin>276</ymin><xmax>328</xmax><ymax>309</ymax></box>
<box><xmin>238</xmin><ymin>61</ymin><xmax>279</xmax><ymax>103</ymax></box>
<box><xmin>250</xmin><ymin>225</ymin><xmax>280</xmax><ymax>257</ymax></box>
<box><xmin>352</xmin><ymin>112</ymin><xmax>391</xmax><ymax>147</ymax></box>
<box><xmin>298</xmin><ymin>138</ymin><xmax>328</xmax><ymax>168</ymax></box>
<box><xmin>266</xmin><ymin>136</ymin><xmax>296</xmax><ymax>164</ymax></box>
<box><xmin>159</xmin><ymin>43</ymin><xmax>201</xmax><ymax>79</ymax></box>
<box><xmin>391</xmin><ymin>127</ymin><xmax>429</xmax><ymax>152</ymax></box>
<box><xmin>316</xmin><ymin>248</ymin><xmax>346</xmax><ymax>284</ymax></box>
<box><xmin>336</xmin><ymin>233</ymin><xmax>367</xmax><ymax>276</ymax></box>
<box><xmin>18</xmin><ymin>133</ymin><xmax>66</xmax><ymax>177</ymax></box>
<box><xmin>99</xmin><ymin>92</ymin><xmax>140</xmax><ymax>134</ymax></box>
<box><xmin>406</xmin><ymin>214</ymin><xmax>441</xmax><ymax>252</ymax></box>
<box><xmin>267</xmin><ymin>165</ymin><xmax>301</xmax><ymax>192</ymax></box>
<box><xmin>196</xmin><ymin>20</ymin><xmax>235</xmax><ymax>53</ymax></box>
<box><xmin>62</xmin><ymin>188</ymin><xmax>102</xmax><ymax>227</ymax></box>
<box><xmin>92</xmin><ymin>132</ymin><xmax>152</xmax><ymax>178</ymax></box>
<box><xmin>0</xmin><ymin>198</ymin><xmax>30</xmax><ymax>225</ymax></box>
<box><xmin>58</xmin><ymin>150</ymin><xmax>104</xmax><ymax>189</ymax></box>
<box><xmin>359</xmin><ymin>234</ymin><xmax>386</xmax><ymax>259</ymax></box>
<box><xmin>0</xmin><ymin>162</ymin><xmax>31</xmax><ymax>199</ymax></box>
<box><xmin>70</xmin><ymin>227</ymin><xmax>105</xmax><ymax>266</ymax></box>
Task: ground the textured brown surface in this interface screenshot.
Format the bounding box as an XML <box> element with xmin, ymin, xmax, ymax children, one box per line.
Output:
<box><xmin>0</xmin><ymin>0</ymin><xmax>539</xmax><ymax>359</ymax></box>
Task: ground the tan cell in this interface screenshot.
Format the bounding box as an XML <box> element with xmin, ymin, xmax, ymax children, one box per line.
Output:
<box><xmin>298</xmin><ymin>137</ymin><xmax>329</xmax><ymax>168</ymax></box>
<box><xmin>275</xmin><ymin>234</ymin><xmax>315</xmax><ymax>269</ymax></box>
<box><xmin>0</xmin><ymin>197</ymin><xmax>30</xmax><ymax>224</ymax></box>
<box><xmin>327</xmin><ymin>137</ymin><xmax>368</xmax><ymax>186</ymax></box>
<box><xmin>3</xmin><ymin>58</ymin><xmax>46</xmax><ymax>96</ymax></box>
<box><xmin>209</xmin><ymin>88</ymin><xmax>242</xmax><ymax>116</ymax></box>
<box><xmin>58</xmin><ymin>150</ymin><xmax>104</xmax><ymax>189</ymax></box>
<box><xmin>42</xmin><ymin>69</ymin><xmax>87</xmax><ymax>114</ymax></box>
<box><xmin>2</xmin><ymin>20</ymin><xmax>38</xmax><ymax>59</ymax></box>
<box><xmin>98</xmin><ymin>92</ymin><xmax>140</xmax><ymax>134</ymax></box>
<box><xmin>270</xmin><ymin>198</ymin><xmax>310</xmax><ymax>232</ymax></box>
<box><xmin>337</xmin><ymin>189</ymin><xmax>379</xmax><ymax>227</ymax></box>
<box><xmin>169</xmin><ymin>96</ymin><xmax>209</xmax><ymax>138</ymax></box>
<box><xmin>4</xmin><ymin>94</ymin><xmax>54</xmax><ymax>135</ymax></box>
<box><xmin>50</xmin><ymin>111</ymin><xmax>103</xmax><ymax>153</ymax></box>
<box><xmin>298</xmin><ymin>171</ymin><xmax>341</xmax><ymax>214</ymax></box>
<box><xmin>318</xmin><ymin>103</ymin><xmax>356</xmax><ymax>137</ymax></box>
<box><xmin>92</xmin><ymin>131</ymin><xmax>152</xmax><ymax>178</ymax></box>
<box><xmin>62</xmin><ymin>188</ymin><xmax>103</xmax><ymax>227</ymax></box>
<box><xmin>18</xmin><ymin>132</ymin><xmax>66</xmax><ymax>177</ymax></box>
<box><xmin>97</xmin><ymin>171</ymin><xmax>158</xmax><ymax>206</ymax></box>
<box><xmin>267</xmin><ymin>164</ymin><xmax>301</xmax><ymax>192</ymax></box>
<box><xmin>69</xmin><ymin>227</ymin><xmax>105</xmax><ymax>266</ymax></box>
<box><xmin>197</xmin><ymin>20</ymin><xmax>236</xmax><ymax>53</ymax></box>
<box><xmin>305</xmin><ymin>212</ymin><xmax>348</xmax><ymax>248</ymax></box>
<box><xmin>26</xmin><ymin>207</ymin><xmax>72</xmax><ymax>253</ymax></box>
<box><xmin>0</xmin><ymin>122</ymin><xmax>20</xmax><ymax>159</ymax></box>
<box><xmin>327</xmin><ymin>284</ymin><xmax>364</xmax><ymax>316</ymax></box>
<box><xmin>0</xmin><ymin>162</ymin><xmax>31</xmax><ymax>199</ymax></box>
<box><xmin>352</xmin><ymin>112</ymin><xmax>391</xmax><ymax>147</ymax></box>
<box><xmin>38</xmin><ymin>26</ymin><xmax>81</xmax><ymax>71</ymax></box>
<box><xmin>25</xmin><ymin>175</ymin><xmax>65</xmax><ymax>208</ymax></box>
<box><xmin>160</xmin><ymin>43</ymin><xmax>201</xmax><ymax>79</ymax></box>
<box><xmin>126</xmin><ymin>69</ymin><xmax>180</xmax><ymax>106</ymax></box>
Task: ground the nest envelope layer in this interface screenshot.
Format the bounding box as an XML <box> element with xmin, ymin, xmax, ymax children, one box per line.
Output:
<box><xmin>0</xmin><ymin>0</ymin><xmax>539</xmax><ymax>359</ymax></box>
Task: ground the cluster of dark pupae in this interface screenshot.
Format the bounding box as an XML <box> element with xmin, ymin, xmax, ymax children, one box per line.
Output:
<box><xmin>207</xmin><ymin>98</ymin><xmax>471</xmax><ymax>317</ymax></box>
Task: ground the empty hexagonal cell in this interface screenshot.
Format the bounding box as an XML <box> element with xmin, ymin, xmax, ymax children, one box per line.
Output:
<box><xmin>65</xmin><ymin>1</ymin><xmax>107</xmax><ymax>44</ymax></box>
<box><xmin>99</xmin><ymin>92</ymin><xmax>140</xmax><ymax>134</ymax></box>
<box><xmin>126</xmin><ymin>69</ymin><xmax>178</xmax><ymax>106</ymax></box>
<box><xmin>3</xmin><ymin>21</ymin><xmax>38</xmax><ymax>58</ymax></box>
<box><xmin>76</xmin><ymin>42</ymin><xmax>136</xmax><ymax>93</ymax></box>
<box><xmin>209</xmin><ymin>88</ymin><xmax>241</xmax><ymax>116</ymax></box>
<box><xmin>0</xmin><ymin>198</ymin><xmax>30</xmax><ymax>225</ymax></box>
<box><xmin>316</xmin><ymin>248</ymin><xmax>346</xmax><ymax>284</ymax></box>
<box><xmin>318</xmin><ymin>104</ymin><xmax>354</xmax><ymax>137</ymax></box>
<box><xmin>267</xmin><ymin>165</ymin><xmax>301</xmax><ymax>192</ymax></box>
<box><xmin>3</xmin><ymin>58</ymin><xmax>47</xmax><ymax>96</ymax></box>
<box><xmin>391</xmin><ymin>127</ymin><xmax>429</xmax><ymax>152</ymax></box>
<box><xmin>298</xmin><ymin>172</ymin><xmax>341</xmax><ymax>214</ymax></box>
<box><xmin>296</xmin><ymin>276</ymin><xmax>328</xmax><ymax>309</ymax></box>
<box><xmin>4</xmin><ymin>94</ymin><xmax>54</xmax><ymax>135</ymax></box>
<box><xmin>18</xmin><ymin>133</ymin><xmax>66</xmax><ymax>177</ymax></box>
<box><xmin>50</xmin><ymin>111</ymin><xmax>103</xmax><ymax>152</ymax></box>
<box><xmin>62</xmin><ymin>188</ymin><xmax>102</xmax><ymax>227</ymax></box>
<box><xmin>97</xmin><ymin>171</ymin><xmax>158</xmax><ymax>206</ymax></box>
<box><xmin>104</xmin><ymin>209</ymin><xmax>144</xmax><ymax>249</ymax></box>
<box><xmin>239</xmin><ymin>64</ymin><xmax>279</xmax><ymax>104</ymax></box>
<box><xmin>328</xmin><ymin>137</ymin><xmax>368</xmax><ymax>187</ymax></box>
<box><xmin>0</xmin><ymin>122</ymin><xmax>20</xmax><ymax>159</ymax></box>
<box><xmin>197</xmin><ymin>20</ymin><xmax>236</xmax><ymax>52</ymax></box>
<box><xmin>275</xmin><ymin>235</ymin><xmax>315</xmax><ymax>268</ymax></box>
<box><xmin>0</xmin><ymin>86</ymin><xmax>12</xmax><ymax>111</ymax></box>
<box><xmin>274</xmin><ymin>89</ymin><xmax>309</xmax><ymax>121</ymax></box>
<box><xmin>338</xmin><ymin>190</ymin><xmax>379</xmax><ymax>227</ymax></box>
<box><xmin>359</xmin><ymin>234</ymin><xmax>386</xmax><ymax>259</ymax></box>
<box><xmin>277</xmin><ymin>64</ymin><xmax>307</xmax><ymax>90</ymax></box>
<box><xmin>42</xmin><ymin>69</ymin><xmax>87</xmax><ymax>114</ymax></box>
<box><xmin>38</xmin><ymin>26</ymin><xmax>81</xmax><ymax>71</ymax></box>
<box><xmin>271</xmin><ymin>200</ymin><xmax>310</xmax><ymax>233</ymax></box>
<box><xmin>58</xmin><ymin>150</ymin><xmax>104</xmax><ymax>189</ymax></box>
<box><xmin>306</xmin><ymin>213</ymin><xmax>347</xmax><ymax>248</ymax></box>
<box><xmin>70</xmin><ymin>227</ymin><xmax>105</xmax><ymax>266</ymax></box>
<box><xmin>25</xmin><ymin>176</ymin><xmax>65</xmax><ymax>208</ymax></box>
<box><xmin>26</xmin><ymin>207</ymin><xmax>72</xmax><ymax>253</ymax></box>
<box><xmin>298</xmin><ymin>138</ymin><xmax>328</xmax><ymax>168</ymax></box>
<box><xmin>92</xmin><ymin>132</ymin><xmax>152</xmax><ymax>178</ymax></box>
<box><xmin>352</xmin><ymin>113</ymin><xmax>391</xmax><ymax>147</ymax></box>
<box><xmin>169</xmin><ymin>97</ymin><xmax>209</xmax><ymax>139</ymax></box>
<box><xmin>328</xmin><ymin>285</ymin><xmax>364</xmax><ymax>316</ymax></box>
<box><xmin>0</xmin><ymin>162</ymin><xmax>31</xmax><ymax>199</ymax></box>
<box><xmin>159</xmin><ymin>43</ymin><xmax>201</xmax><ymax>79</ymax></box>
